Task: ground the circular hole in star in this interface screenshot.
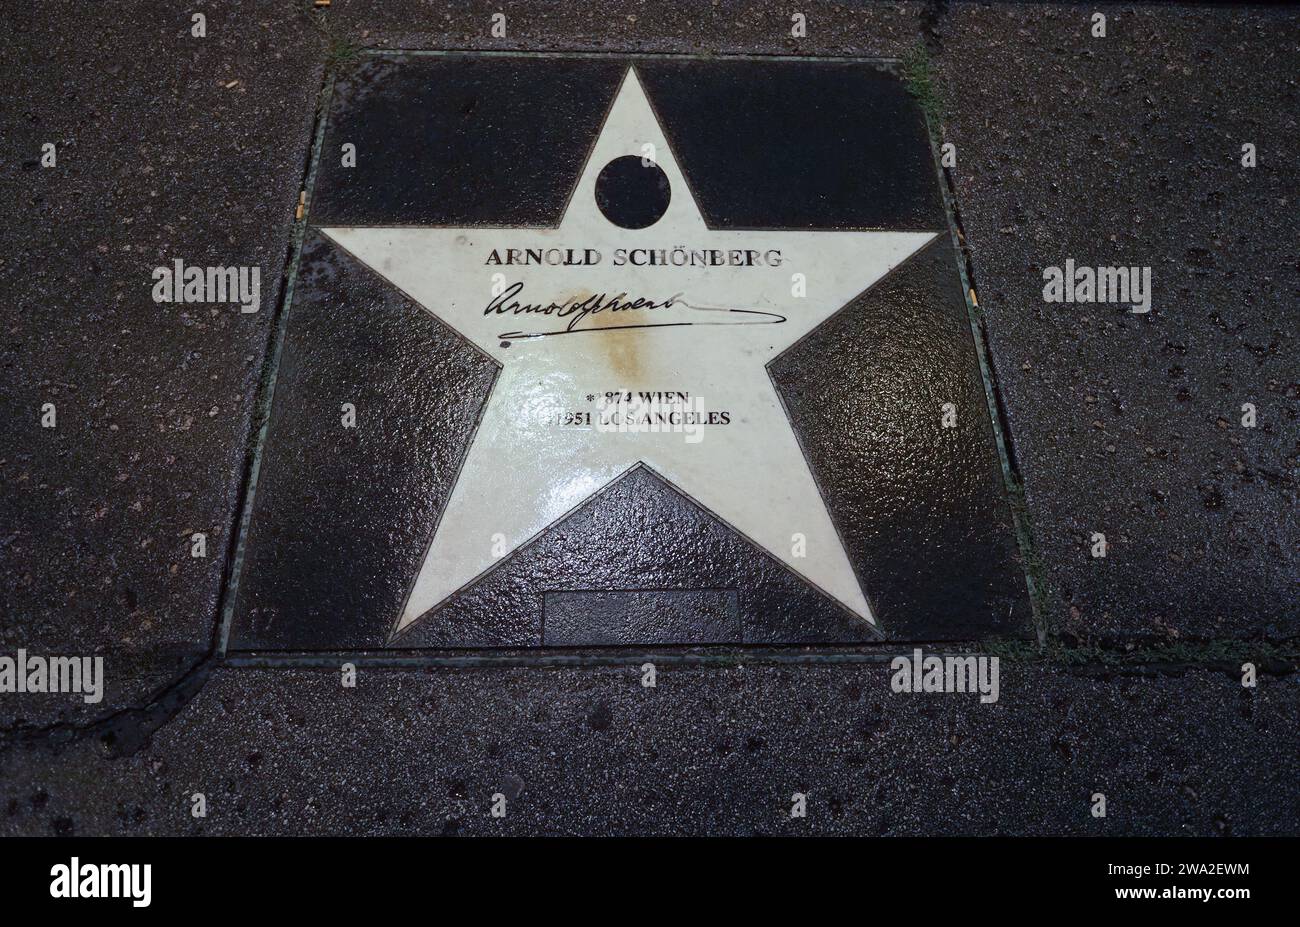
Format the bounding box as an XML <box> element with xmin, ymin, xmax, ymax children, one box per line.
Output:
<box><xmin>594</xmin><ymin>156</ymin><xmax>671</xmax><ymax>229</ymax></box>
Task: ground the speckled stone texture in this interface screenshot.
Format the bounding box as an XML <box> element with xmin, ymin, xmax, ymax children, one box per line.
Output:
<box><xmin>0</xmin><ymin>1</ymin><xmax>323</xmax><ymax>726</ymax></box>
<box><xmin>935</xmin><ymin>5</ymin><xmax>1299</xmax><ymax>642</ymax></box>
<box><xmin>2</xmin><ymin>664</ymin><xmax>1296</xmax><ymax>836</ymax></box>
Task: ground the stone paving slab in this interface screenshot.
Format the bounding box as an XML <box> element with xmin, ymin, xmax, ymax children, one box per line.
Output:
<box><xmin>935</xmin><ymin>5</ymin><xmax>1299</xmax><ymax>641</ymax></box>
<box><xmin>318</xmin><ymin>0</ymin><xmax>1300</xmax><ymax>641</ymax></box>
<box><xmin>2</xmin><ymin>662</ymin><xmax>1296</xmax><ymax>836</ymax></box>
<box><xmin>0</xmin><ymin>1</ymin><xmax>323</xmax><ymax>726</ymax></box>
<box><xmin>227</xmin><ymin>51</ymin><xmax>1028</xmax><ymax>649</ymax></box>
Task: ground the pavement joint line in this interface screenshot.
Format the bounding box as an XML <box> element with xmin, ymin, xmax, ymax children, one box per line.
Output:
<box><xmin>308</xmin><ymin>3</ymin><xmax>363</xmax><ymax>74</ymax></box>
<box><xmin>221</xmin><ymin>636</ymin><xmax>1300</xmax><ymax>672</ymax></box>
<box><xmin>908</xmin><ymin>42</ymin><xmax>1050</xmax><ymax>644</ymax></box>
<box><xmin>918</xmin><ymin>0</ymin><xmax>950</xmax><ymax>57</ymax></box>
<box><xmin>2</xmin><ymin>637</ymin><xmax>1291</xmax><ymax>754</ymax></box>
<box><xmin>347</xmin><ymin>47</ymin><xmax>909</xmax><ymax>64</ymax></box>
<box><xmin>0</xmin><ymin>658</ymin><xmax>216</xmax><ymax>758</ymax></box>
<box><xmin>0</xmin><ymin>43</ymin><xmax>350</xmax><ymax>758</ymax></box>
<box><xmin>222</xmin><ymin>655</ymin><xmax>1295</xmax><ymax>675</ymax></box>
<box><xmin>214</xmin><ymin>66</ymin><xmax>339</xmax><ymax>659</ymax></box>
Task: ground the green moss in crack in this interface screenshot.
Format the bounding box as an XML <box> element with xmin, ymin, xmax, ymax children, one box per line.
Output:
<box><xmin>325</xmin><ymin>35</ymin><xmax>363</xmax><ymax>73</ymax></box>
<box><xmin>902</xmin><ymin>44</ymin><xmax>943</xmax><ymax>124</ymax></box>
<box><xmin>303</xmin><ymin>8</ymin><xmax>364</xmax><ymax>76</ymax></box>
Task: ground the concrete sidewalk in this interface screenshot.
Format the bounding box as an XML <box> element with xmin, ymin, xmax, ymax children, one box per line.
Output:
<box><xmin>1</xmin><ymin>1</ymin><xmax>1295</xmax><ymax>836</ymax></box>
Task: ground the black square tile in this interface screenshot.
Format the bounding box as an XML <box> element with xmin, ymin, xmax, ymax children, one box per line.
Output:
<box><xmin>225</xmin><ymin>52</ymin><xmax>1030</xmax><ymax>650</ymax></box>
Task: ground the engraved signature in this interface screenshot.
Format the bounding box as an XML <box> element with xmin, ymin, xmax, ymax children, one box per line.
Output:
<box><xmin>486</xmin><ymin>280</ymin><xmax>786</xmax><ymax>342</ymax></box>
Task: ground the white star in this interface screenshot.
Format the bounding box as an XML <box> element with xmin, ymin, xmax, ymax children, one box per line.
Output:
<box><xmin>321</xmin><ymin>66</ymin><xmax>937</xmax><ymax>639</ymax></box>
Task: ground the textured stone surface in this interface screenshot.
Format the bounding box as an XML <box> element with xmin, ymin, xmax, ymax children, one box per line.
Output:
<box><xmin>636</xmin><ymin>57</ymin><xmax>945</xmax><ymax>230</ymax></box>
<box><xmin>328</xmin><ymin>1</ymin><xmax>929</xmax><ymax>58</ymax></box>
<box><xmin>312</xmin><ymin>54</ymin><xmax>629</xmax><ymax>227</ymax></box>
<box><xmin>543</xmin><ymin>589</ymin><xmax>740</xmax><ymax>645</ymax></box>
<box><xmin>2</xmin><ymin>663</ymin><xmax>1296</xmax><ymax>836</ymax></box>
<box><xmin>773</xmin><ymin>237</ymin><xmax>1030</xmax><ymax>639</ymax></box>
<box><xmin>0</xmin><ymin>0</ymin><xmax>322</xmax><ymax>725</ymax></box>
<box><xmin>227</xmin><ymin>230</ymin><xmax>500</xmax><ymax>650</ymax></box>
<box><xmin>935</xmin><ymin>5</ymin><xmax>1300</xmax><ymax>641</ymax></box>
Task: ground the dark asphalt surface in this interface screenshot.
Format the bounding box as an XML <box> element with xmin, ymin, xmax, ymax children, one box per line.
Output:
<box><xmin>4</xmin><ymin>662</ymin><xmax>1297</xmax><ymax>836</ymax></box>
<box><xmin>1</xmin><ymin>1</ymin><xmax>1296</xmax><ymax>835</ymax></box>
<box><xmin>1</xmin><ymin>0</ymin><xmax>322</xmax><ymax>725</ymax></box>
<box><xmin>942</xmin><ymin>4</ymin><xmax>1299</xmax><ymax>642</ymax></box>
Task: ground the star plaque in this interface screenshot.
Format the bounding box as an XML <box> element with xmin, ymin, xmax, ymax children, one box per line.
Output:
<box><xmin>225</xmin><ymin>53</ymin><xmax>1030</xmax><ymax>650</ymax></box>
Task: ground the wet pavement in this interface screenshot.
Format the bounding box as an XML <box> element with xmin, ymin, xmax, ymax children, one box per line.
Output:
<box><xmin>941</xmin><ymin>5</ymin><xmax>1299</xmax><ymax>642</ymax></box>
<box><xmin>4</xmin><ymin>662</ymin><xmax>1298</xmax><ymax>836</ymax></box>
<box><xmin>0</xmin><ymin>1</ymin><xmax>1296</xmax><ymax>836</ymax></box>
